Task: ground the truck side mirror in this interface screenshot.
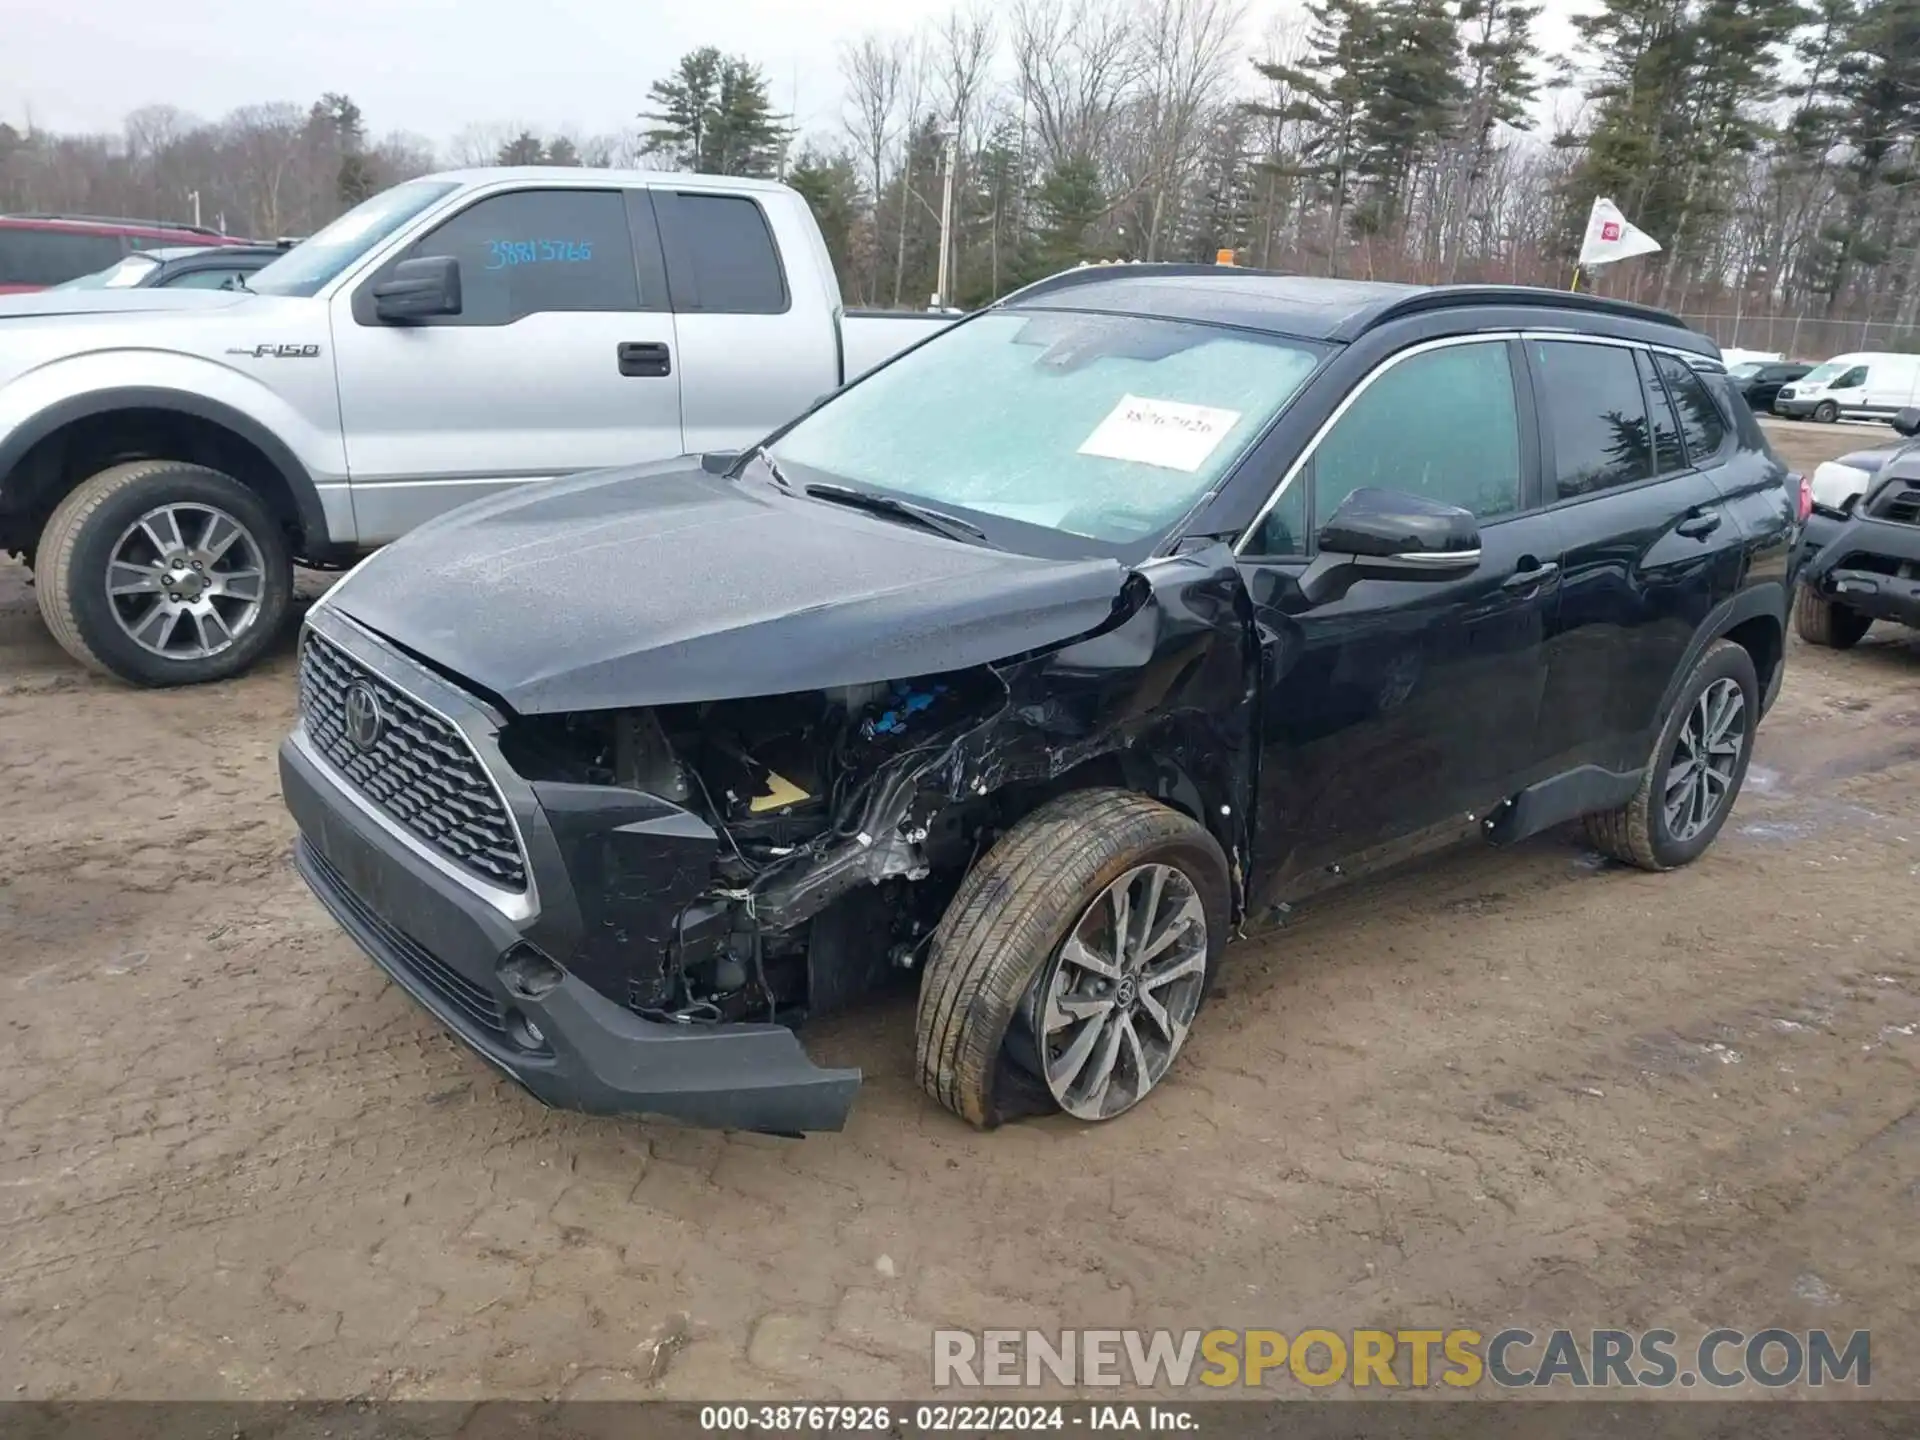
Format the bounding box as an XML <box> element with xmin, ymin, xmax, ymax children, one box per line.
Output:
<box><xmin>373</xmin><ymin>257</ymin><xmax>462</xmax><ymax>322</ymax></box>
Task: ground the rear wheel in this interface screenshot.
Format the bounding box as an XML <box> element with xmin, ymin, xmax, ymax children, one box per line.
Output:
<box><xmin>36</xmin><ymin>461</ymin><xmax>293</xmax><ymax>687</ymax></box>
<box><xmin>1584</xmin><ymin>639</ymin><xmax>1757</xmax><ymax>872</ymax></box>
<box><xmin>1813</xmin><ymin>400</ymin><xmax>1840</xmax><ymax>424</ymax></box>
<box><xmin>1794</xmin><ymin>583</ymin><xmax>1873</xmax><ymax>649</ymax></box>
<box><xmin>915</xmin><ymin>790</ymin><xmax>1229</xmax><ymax>1129</ymax></box>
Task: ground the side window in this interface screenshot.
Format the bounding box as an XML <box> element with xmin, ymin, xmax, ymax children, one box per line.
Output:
<box><xmin>1636</xmin><ymin>351</ymin><xmax>1686</xmax><ymax>473</ymax></box>
<box><xmin>394</xmin><ymin>189</ymin><xmax>638</xmax><ymax>326</ymax></box>
<box><xmin>1834</xmin><ymin>365</ymin><xmax>1868</xmax><ymax>389</ymax></box>
<box><xmin>0</xmin><ymin>229</ymin><xmax>125</xmax><ymax>287</ymax></box>
<box><xmin>1653</xmin><ymin>354</ymin><xmax>1729</xmax><ymax>465</ymax></box>
<box><xmin>656</xmin><ymin>193</ymin><xmax>789</xmax><ymax>314</ymax></box>
<box><xmin>1313</xmin><ymin>341</ymin><xmax>1523</xmax><ymax>523</ymax></box>
<box><xmin>1532</xmin><ymin>341</ymin><xmax>1652</xmax><ymax>501</ymax></box>
<box><xmin>1249</xmin><ymin>342</ymin><xmax>1523</xmax><ymax>556</ymax></box>
<box><xmin>165</xmin><ymin>268</ymin><xmax>248</xmax><ymax>290</ymax></box>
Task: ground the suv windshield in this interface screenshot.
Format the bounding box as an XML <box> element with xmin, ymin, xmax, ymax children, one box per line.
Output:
<box><xmin>769</xmin><ymin>310</ymin><xmax>1324</xmax><ymax>551</ymax></box>
<box><xmin>1727</xmin><ymin>362</ymin><xmax>1763</xmax><ymax>379</ymax></box>
<box><xmin>248</xmin><ymin>180</ymin><xmax>460</xmax><ymax>297</ymax></box>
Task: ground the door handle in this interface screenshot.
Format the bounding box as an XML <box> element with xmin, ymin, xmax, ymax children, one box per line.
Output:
<box><xmin>617</xmin><ymin>341</ymin><xmax>671</xmax><ymax>378</ymax></box>
<box><xmin>1502</xmin><ymin>560</ymin><xmax>1560</xmax><ymax>593</ymax></box>
<box><xmin>1675</xmin><ymin>509</ymin><xmax>1722</xmax><ymax>539</ymax></box>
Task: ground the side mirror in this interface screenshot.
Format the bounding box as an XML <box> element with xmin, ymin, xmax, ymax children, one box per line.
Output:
<box><xmin>373</xmin><ymin>256</ymin><xmax>461</xmax><ymax>322</ymax></box>
<box><xmin>1892</xmin><ymin>407</ymin><xmax>1920</xmax><ymax>438</ymax></box>
<box><xmin>701</xmin><ymin>450</ymin><xmax>742</xmax><ymax>475</ymax></box>
<box><xmin>1297</xmin><ymin>487</ymin><xmax>1482</xmax><ymax>608</ymax></box>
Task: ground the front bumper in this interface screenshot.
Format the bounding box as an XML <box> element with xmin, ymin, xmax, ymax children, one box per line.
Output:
<box><xmin>1797</xmin><ymin>508</ymin><xmax>1920</xmax><ymax>630</ymax></box>
<box><xmin>1773</xmin><ymin>396</ymin><xmax>1817</xmax><ymax>417</ymax></box>
<box><xmin>277</xmin><ymin>617</ymin><xmax>860</xmax><ymax>1134</ymax></box>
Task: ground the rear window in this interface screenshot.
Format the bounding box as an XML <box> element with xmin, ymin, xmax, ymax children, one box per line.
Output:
<box><xmin>657</xmin><ymin>193</ymin><xmax>788</xmax><ymax>314</ymax></box>
<box><xmin>0</xmin><ymin>227</ymin><xmax>126</xmax><ymax>287</ymax></box>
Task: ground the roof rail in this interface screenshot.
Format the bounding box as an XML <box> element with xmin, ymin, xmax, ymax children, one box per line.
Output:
<box><xmin>995</xmin><ymin>261</ymin><xmax>1284</xmax><ymax>308</ymax></box>
<box><xmin>2</xmin><ymin>212</ymin><xmax>227</xmax><ymax>237</ymax></box>
<box><xmin>1364</xmin><ymin>284</ymin><xmax>1692</xmax><ymax>334</ymax></box>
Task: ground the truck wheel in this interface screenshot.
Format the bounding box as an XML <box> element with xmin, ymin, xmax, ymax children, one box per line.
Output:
<box><xmin>1794</xmin><ymin>583</ymin><xmax>1872</xmax><ymax>649</ymax></box>
<box><xmin>1813</xmin><ymin>400</ymin><xmax>1840</xmax><ymax>424</ymax></box>
<box><xmin>36</xmin><ymin>461</ymin><xmax>293</xmax><ymax>687</ymax></box>
<box><xmin>915</xmin><ymin>789</ymin><xmax>1229</xmax><ymax>1129</ymax></box>
<box><xmin>1584</xmin><ymin>639</ymin><xmax>1757</xmax><ymax>872</ymax></box>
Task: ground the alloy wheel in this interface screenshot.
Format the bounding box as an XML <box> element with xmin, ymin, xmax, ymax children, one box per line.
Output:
<box><xmin>105</xmin><ymin>502</ymin><xmax>268</xmax><ymax>660</ymax></box>
<box><xmin>1029</xmin><ymin>862</ymin><xmax>1208</xmax><ymax>1121</ymax></box>
<box><xmin>1665</xmin><ymin>677</ymin><xmax>1746</xmax><ymax>843</ymax></box>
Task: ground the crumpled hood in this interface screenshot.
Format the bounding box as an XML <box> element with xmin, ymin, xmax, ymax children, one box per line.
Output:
<box><xmin>326</xmin><ymin>460</ymin><xmax>1131</xmax><ymax>714</ymax></box>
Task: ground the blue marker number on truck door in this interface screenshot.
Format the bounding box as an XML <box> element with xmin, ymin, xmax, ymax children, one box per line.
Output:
<box><xmin>485</xmin><ymin>240</ymin><xmax>595</xmax><ymax>270</ymax></box>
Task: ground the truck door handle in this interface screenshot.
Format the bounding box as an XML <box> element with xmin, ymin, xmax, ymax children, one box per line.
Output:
<box><xmin>1676</xmin><ymin>510</ymin><xmax>1722</xmax><ymax>539</ymax></box>
<box><xmin>617</xmin><ymin>341</ymin><xmax>671</xmax><ymax>378</ymax></box>
<box><xmin>1502</xmin><ymin>560</ymin><xmax>1560</xmax><ymax>593</ymax></box>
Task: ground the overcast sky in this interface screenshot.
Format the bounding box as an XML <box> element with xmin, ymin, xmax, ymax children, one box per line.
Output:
<box><xmin>4</xmin><ymin>0</ymin><xmax>1590</xmax><ymax>150</ymax></box>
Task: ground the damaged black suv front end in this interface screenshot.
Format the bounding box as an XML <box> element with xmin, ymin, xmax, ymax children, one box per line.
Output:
<box><xmin>282</xmin><ymin>607</ymin><xmax>871</xmax><ymax>1132</ymax></box>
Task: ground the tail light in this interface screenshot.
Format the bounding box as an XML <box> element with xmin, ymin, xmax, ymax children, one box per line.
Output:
<box><xmin>1795</xmin><ymin>473</ymin><xmax>1812</xmax><ymax>523</ymax></box>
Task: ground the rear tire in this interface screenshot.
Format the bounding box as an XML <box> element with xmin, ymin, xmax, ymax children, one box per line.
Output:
<box><xmin>36</xmin><ymin>460</ymin><xmax>293</xmax><ymax>687</ymax></box>
<box><xmin>1813</xmin><ymin>400</ymin><xmax>1840</xmax><ymax>424</ymax></box>
<box><xmin>915</xmin><ymin>790</ymin><xmax>1229</xmax><ymax>1130</ymax></box>
<box><xmin>1793</xmin><ymin>583</ymin><xmax>1873</xmax><ymax>649</ymax></box>
<box><xmin>1583</xmin><ymin>639</ymin><xmax>1757</xmax><ymax>872</ymax></box>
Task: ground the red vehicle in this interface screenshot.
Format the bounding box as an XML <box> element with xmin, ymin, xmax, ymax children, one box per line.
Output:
<box><xmin>0</xmin><ymin>214</ymin><xmax>254</xmax><ymax>294</ymax></box>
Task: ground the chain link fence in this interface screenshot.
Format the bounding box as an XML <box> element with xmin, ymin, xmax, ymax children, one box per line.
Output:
<box><xmin>1675</xmin><ymin>312</ymin><xmax>1920</xmax><ymax>362</ymax></box>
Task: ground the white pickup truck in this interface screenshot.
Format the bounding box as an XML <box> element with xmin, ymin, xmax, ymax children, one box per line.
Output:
<box><xmin>0</xmin><ymin>167</ymin><xmax>956</xmax><ymax>686</ymax></box>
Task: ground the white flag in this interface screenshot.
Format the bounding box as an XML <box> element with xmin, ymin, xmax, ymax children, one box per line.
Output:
<box><xmin>1578</xmin><ymin>198</ymin><xmax>1662</xmax><ymax>268</ymax></box>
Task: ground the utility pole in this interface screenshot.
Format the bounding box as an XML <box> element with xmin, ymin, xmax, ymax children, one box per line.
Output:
<box><xmin>187</xmin><ymin>189</ymin><xmax>202</xmax><ymax>227</ymax></box>
<box><xmin>933</xmin><ymin>124</ymin><xmax>958</xmax><ymax>310</ymax></box>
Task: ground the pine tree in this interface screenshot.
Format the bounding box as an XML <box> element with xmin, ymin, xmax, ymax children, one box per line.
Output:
<box><xmin>1250</xmin><ymin>0</ymin><xmax>1378</xmax><ymax>273</ymax></box>
<box><xmin>641</xmin><ymin>48</ymin><xmax>790</xmax><ymax>177</ymax></box>
<box><xmin>1349</xmin><ymin>0</ymin><xmax>1464</xmax><ymax>246</ymax></box>
<box><xmin>1821</xmin><ymin>0</ymin><xmax>1920</xmax><ymax>310</ymax></box>
<box><xmin>495</xmin><ymin>131</ymin><xmax>546</xmax><ymax>166</ymax></box>
<box><xmin>788</xmin><ymin>148</ymin><xmax>863</xmax><ymax>293</ymax></box>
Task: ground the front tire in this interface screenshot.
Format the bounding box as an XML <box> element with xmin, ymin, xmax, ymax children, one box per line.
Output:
<box><xmin>1813</xmin><ymin>400</ymin><xmax>1840</xmax><ymax>424</ymax></box>
<box><xmin>915</xmin><ymin>790</ymin><xmax>1229</xmax><ymax>1129</ymax></box>
<box><xmin>1584</xmin><ymin>639</ymin><xmax>1758</xmax><ymax>872</ymax></box>
<box><xmin>1794</xmin><ymin>583</ymin><xmax>1873</xmax><ymax>649</ymax></box>
<box><xmin>36</xmin><ymin>461</ymin><xmax>293</xmax><ymax>687</ymax></box>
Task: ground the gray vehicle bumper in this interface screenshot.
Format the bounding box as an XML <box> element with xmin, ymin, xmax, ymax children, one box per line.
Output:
<box><xmin>280</xmin><ymin>736</ymin><xmax>862</xmax><ymax>1134</ymax></box>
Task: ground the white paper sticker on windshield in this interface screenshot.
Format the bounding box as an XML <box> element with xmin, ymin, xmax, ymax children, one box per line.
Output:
<box><xmin>1077</xmin><ymin>394</ymin><xmax>1242</xmax><ymax>473</ymax></box>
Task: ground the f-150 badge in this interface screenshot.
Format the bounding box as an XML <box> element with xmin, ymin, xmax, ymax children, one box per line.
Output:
<box><xmin>227</xmin><ymin>343</ymin><xmax>322</xmax><ymax>358</ymax></box>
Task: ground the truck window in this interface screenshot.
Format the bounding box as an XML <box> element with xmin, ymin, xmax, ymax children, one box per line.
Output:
<box><xmin>0</xmin><ymin>228</ymin><xmax>126</xmax><ymax>287</ymax></box>
<box><xmin>656</xmin><ymin>193</ymin><xmax>789</xmax><ymax>314</ymax></box>
<box><xmin>1531</xmin><ymin>341</ymin><xmax>1654</xmax><ymax>500</ymax></box>
<box><xmin>396</xmin><ymin>189</ymin><xmax>639</xmax><ymax>325</ymax></box>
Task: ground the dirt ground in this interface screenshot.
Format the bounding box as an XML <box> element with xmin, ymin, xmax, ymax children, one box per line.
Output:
<box><xmin>1</xmin><ymin>419</ymin><xmax>1915</xmax><ymax>1402</ymax></box>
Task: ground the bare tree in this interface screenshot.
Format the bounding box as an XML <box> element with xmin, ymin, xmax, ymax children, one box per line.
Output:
<box><xmin>841</xmin><ymin>33</ymin><xmax>907</xmax><ymax>304</ymax></box>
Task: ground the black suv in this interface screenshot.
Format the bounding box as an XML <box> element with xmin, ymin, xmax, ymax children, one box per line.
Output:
<box><xmin>1728</xmin><ymin>360</ymin><xmax>1813</xmax><ymax>414</ymax></box>
<box><xmin>1796</xmin><ymin>408</ymin><xmax>1920</xmax><ymax>648</ymax></box>
<box><xmin>279</xmin><ymin>269</ymin><xmax>1800</xmax><ymax>1135</ymax></box>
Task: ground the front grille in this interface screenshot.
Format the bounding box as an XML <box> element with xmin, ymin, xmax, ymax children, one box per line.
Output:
<box><xmin>299</xmin><ymin>631</ymin><xmax>528</xmax><ymax>891</ymax></box>
<box><xmin>303</xmin><ymin>843</ymin><xmax>516</xmax><ymax>1040</ymax></box>
<box><xmin>1868</xmin><ymin>482</ymin><xmax>1920</xmax><ymax>527</ymax></box>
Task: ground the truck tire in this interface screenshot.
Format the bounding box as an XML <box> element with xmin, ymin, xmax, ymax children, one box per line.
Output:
<box><xmin>1793</xmin><ymin>583</ymin><xmax>1872</xmax><ymax>649</ymax></box>
<box><xmin>1583</xmin><ymin>639</ymin><xmax>1758</xmax><ymax>872</ymax></box>
<box><xmin>36</xmin><ymin>460</ymin><xmax>294</xmax><ymax>688</ymax></box>
<box><xmin>915</xmin><ymin>789</ymin><xmax>1229</xmax><ymax>1129</ymax></box>
<box><xmin>1813</xmin><ymin>400</ymin><xmax>1839</xmax><ymax>424</ymax></box>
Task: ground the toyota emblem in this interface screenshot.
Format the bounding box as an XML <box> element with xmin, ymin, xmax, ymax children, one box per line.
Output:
<box><xmin>343</xmin><ymin>680</ymin><xmax>385</xmax><ymax>751</ymax></box>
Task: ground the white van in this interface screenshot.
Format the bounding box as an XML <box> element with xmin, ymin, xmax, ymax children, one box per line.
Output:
<box><xmin>1772</xmin><ymin>351</ymin><xmax>1920</xmax><ymax>423</ymax></box>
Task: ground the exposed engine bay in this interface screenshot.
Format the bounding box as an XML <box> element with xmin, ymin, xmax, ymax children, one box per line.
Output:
<box><xmin>500</xmin><ymin>666</ymin><xmax>1024</xmax><ymax>1026</ymax></box>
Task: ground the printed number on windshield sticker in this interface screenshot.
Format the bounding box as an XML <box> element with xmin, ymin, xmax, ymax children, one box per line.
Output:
<box><xmin>1077</xmin><ymin>394</ymin><xmax>1242</xmax><ymax>473</ymax></box>
<box><xmin>486</xmin><ymin>240</ymin><xmax>595</xmax><ymax>270</ymax></box>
